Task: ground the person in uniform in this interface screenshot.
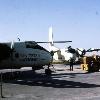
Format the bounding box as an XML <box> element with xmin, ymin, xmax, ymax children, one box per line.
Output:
<box><xmin>69</xmin><ymin>58</ymin><xmax>74</xmax><ymax>71</ymax></box>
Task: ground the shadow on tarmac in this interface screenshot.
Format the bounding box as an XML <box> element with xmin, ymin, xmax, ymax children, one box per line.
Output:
<box><xmin>3</xmin><ymin>70</ymin><xmax>100</xmax><ymax>89</ymax></box>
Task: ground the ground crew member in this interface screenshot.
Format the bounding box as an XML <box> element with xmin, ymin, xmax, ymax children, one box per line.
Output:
<box><xmin>69</xmin><ymin>58</ymin><xmax>74</xmax><ymax>71</ymax></box>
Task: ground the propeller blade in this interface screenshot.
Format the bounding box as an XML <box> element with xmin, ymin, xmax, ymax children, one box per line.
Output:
<box><xmin>11</xmin><ymin>40</ymin><xmax>14</xmax><ymax>49</ymax></box>
<box><xmin>86</xmin><ymin>48</ymin><xmax>92</xmax><ymax>52</ymax></box>
<box><xmin>76</xmin><ymin>48</ymin><xmax>83</xmax><ymax>52</ymax></box>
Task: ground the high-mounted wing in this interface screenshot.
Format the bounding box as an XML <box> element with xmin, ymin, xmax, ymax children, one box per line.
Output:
<box><xmin>87</xmin><ymin>48</ymin><xmax>100</xmax><ymax>52</ymax></box>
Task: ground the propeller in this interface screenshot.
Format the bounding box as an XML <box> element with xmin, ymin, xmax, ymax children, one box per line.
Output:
<box><xmin>67</xmin><ymin>47</ymin><xmax>80</xmax><ymax>57</ymax></box>
<box><xmin>76</xmin><ymin>48</ymin><xmax>86</xmax><ymax>56</ymax></box>
<box><xmin>50</xmin><ymin>51</ymin><xmax>54</xmax><ymax>56</ymax></box>
<box><xmin>67</xmin><ymin>46</ymin><xmax>76</xmax><ymax>53</ymax></box>
<box><xmin>0</xmin><ymin>43</ymin><xmax>11</xmax><ymax>61</ymax></box>
<box><xmin>10</xmin><ymin>41</ymin><xmax>15</xmax><ymax>60</ymax></box>
<box><xmin>11</xmin><ymin>40</ymin><xmax>14</xmax><ymax>50</ymax></box>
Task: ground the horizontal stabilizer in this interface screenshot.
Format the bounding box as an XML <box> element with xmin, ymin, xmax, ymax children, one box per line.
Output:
<box><xmin>37</xmin><ymin>41</ymin><xmax>72</xmax><ymax>43</ymax></box>
<box><xmin>53</xmin><ymin>41</ymin><xmax>72</xmax><ymax>43</ymax></box>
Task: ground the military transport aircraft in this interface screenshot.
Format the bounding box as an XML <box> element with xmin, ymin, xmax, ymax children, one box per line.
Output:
<box><xmin>0</xmin><ymin>41</ymin><xmax>54</xmax><ymax>75</ymax></box>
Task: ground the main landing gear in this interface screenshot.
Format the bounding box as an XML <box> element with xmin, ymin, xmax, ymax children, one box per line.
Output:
<box><xmin>32</xmin><ymin>65</ymin><xmax>53</xmax><ymax>75</ymax></box>
<box><xmin>45</xmin><ymin>65</ymin><xmax>52</xmax><ymax>75</ymax></box>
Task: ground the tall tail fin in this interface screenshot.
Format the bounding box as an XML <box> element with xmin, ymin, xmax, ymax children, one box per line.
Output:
<box><xmin>49</xmin><ymin>26</ymin><xmax>54</xmax><ymax>46</ymax></box>
<box><xmin>48</xmin><ymin>26</ymin><xmax>59</xmax><ymax>51</ymax></box>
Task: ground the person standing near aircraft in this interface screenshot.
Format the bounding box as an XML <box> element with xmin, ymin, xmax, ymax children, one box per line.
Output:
<box><xmin>69</xmin><ymin>57</ymin><xmax>74</xmax><ymax>71</ymax></box>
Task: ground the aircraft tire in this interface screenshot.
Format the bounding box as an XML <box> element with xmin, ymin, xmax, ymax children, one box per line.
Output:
<box><xmin>32</xmin><ymin>67</ymin><xmax>36</xmax><ymax>72</ymax></box>
<box><xmin>45</xmin><ymin>69</ymin><xmax>52</xmax><ymax>75</ymax></box>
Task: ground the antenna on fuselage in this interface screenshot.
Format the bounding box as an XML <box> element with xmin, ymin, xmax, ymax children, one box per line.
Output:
<box><xmin>17</xmin><ymin>34</ymin><xmax>20</xmax><ymax>41</ymax></box>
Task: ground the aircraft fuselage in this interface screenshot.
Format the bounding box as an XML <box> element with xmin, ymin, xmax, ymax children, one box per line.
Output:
<box><xmin>0</xmin><ymin>41</ymin><xmax>52</xmax><ymax>69</ymax></box>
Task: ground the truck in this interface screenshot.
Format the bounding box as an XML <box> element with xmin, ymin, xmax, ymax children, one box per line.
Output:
<box><xmin>81</xmin><ymin>55</ymin><xmax>100</xmax><ymax>72</ymax></box>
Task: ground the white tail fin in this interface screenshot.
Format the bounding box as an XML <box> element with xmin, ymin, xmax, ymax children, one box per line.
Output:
<box><xmin>49</xmin><ymin>26</ymin><xmax>54</xmax><ymax>46</ymax></box>
<box><xmin>49</xmin><ymin>26</ymin><xmax>59</xmax><ymax>51</ymax></box>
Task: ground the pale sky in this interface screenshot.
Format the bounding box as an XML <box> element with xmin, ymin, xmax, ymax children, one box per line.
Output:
<box><xmin>0</xmin><ymin>0</ymin><xmax>100</xmax><ymax>50</ymax></box>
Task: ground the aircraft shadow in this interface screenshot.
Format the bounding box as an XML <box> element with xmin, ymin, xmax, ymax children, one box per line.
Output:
<box><xmin>51</xmin><ymin>71</ymin><xmax>94</xmax><ymax>79</ymax></box>
<box><xmin>3</xmin><ymin>70</ymin><xmax>100</xmax><ymax>89</ymax></box>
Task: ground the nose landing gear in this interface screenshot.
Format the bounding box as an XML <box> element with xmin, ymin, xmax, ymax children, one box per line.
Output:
<box><xmin>45</xmin><ymin>69</ymin><xmax>52</xmax><ymax>75</ymax></box>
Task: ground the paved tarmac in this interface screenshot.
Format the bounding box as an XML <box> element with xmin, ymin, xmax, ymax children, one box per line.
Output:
<box><xmin>0</xmin><ymin>64</ymin><xmax>100</xmax><ymax>100</ymax></box>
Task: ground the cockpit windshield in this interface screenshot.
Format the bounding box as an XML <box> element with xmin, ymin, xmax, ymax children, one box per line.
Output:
<box><xmin>25</xmin><ymin>41</ymin><xmax>36</xmax><ymax>48</ymax></box>
<box><xmin>25</xmin><ymin>41</ymin><xmax>48</xmax><ymax>52</ymax></box>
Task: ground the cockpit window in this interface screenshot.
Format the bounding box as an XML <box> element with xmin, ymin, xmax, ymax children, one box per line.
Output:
<box><xmin>25</xmin><ymin>41</ymin><xmax>48</xmax><ymax>52</ymax></box>
<box><xmin>25</xmin><ymin>41</ymin><xmax>36</xmax><ymax>48</ymax></box>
